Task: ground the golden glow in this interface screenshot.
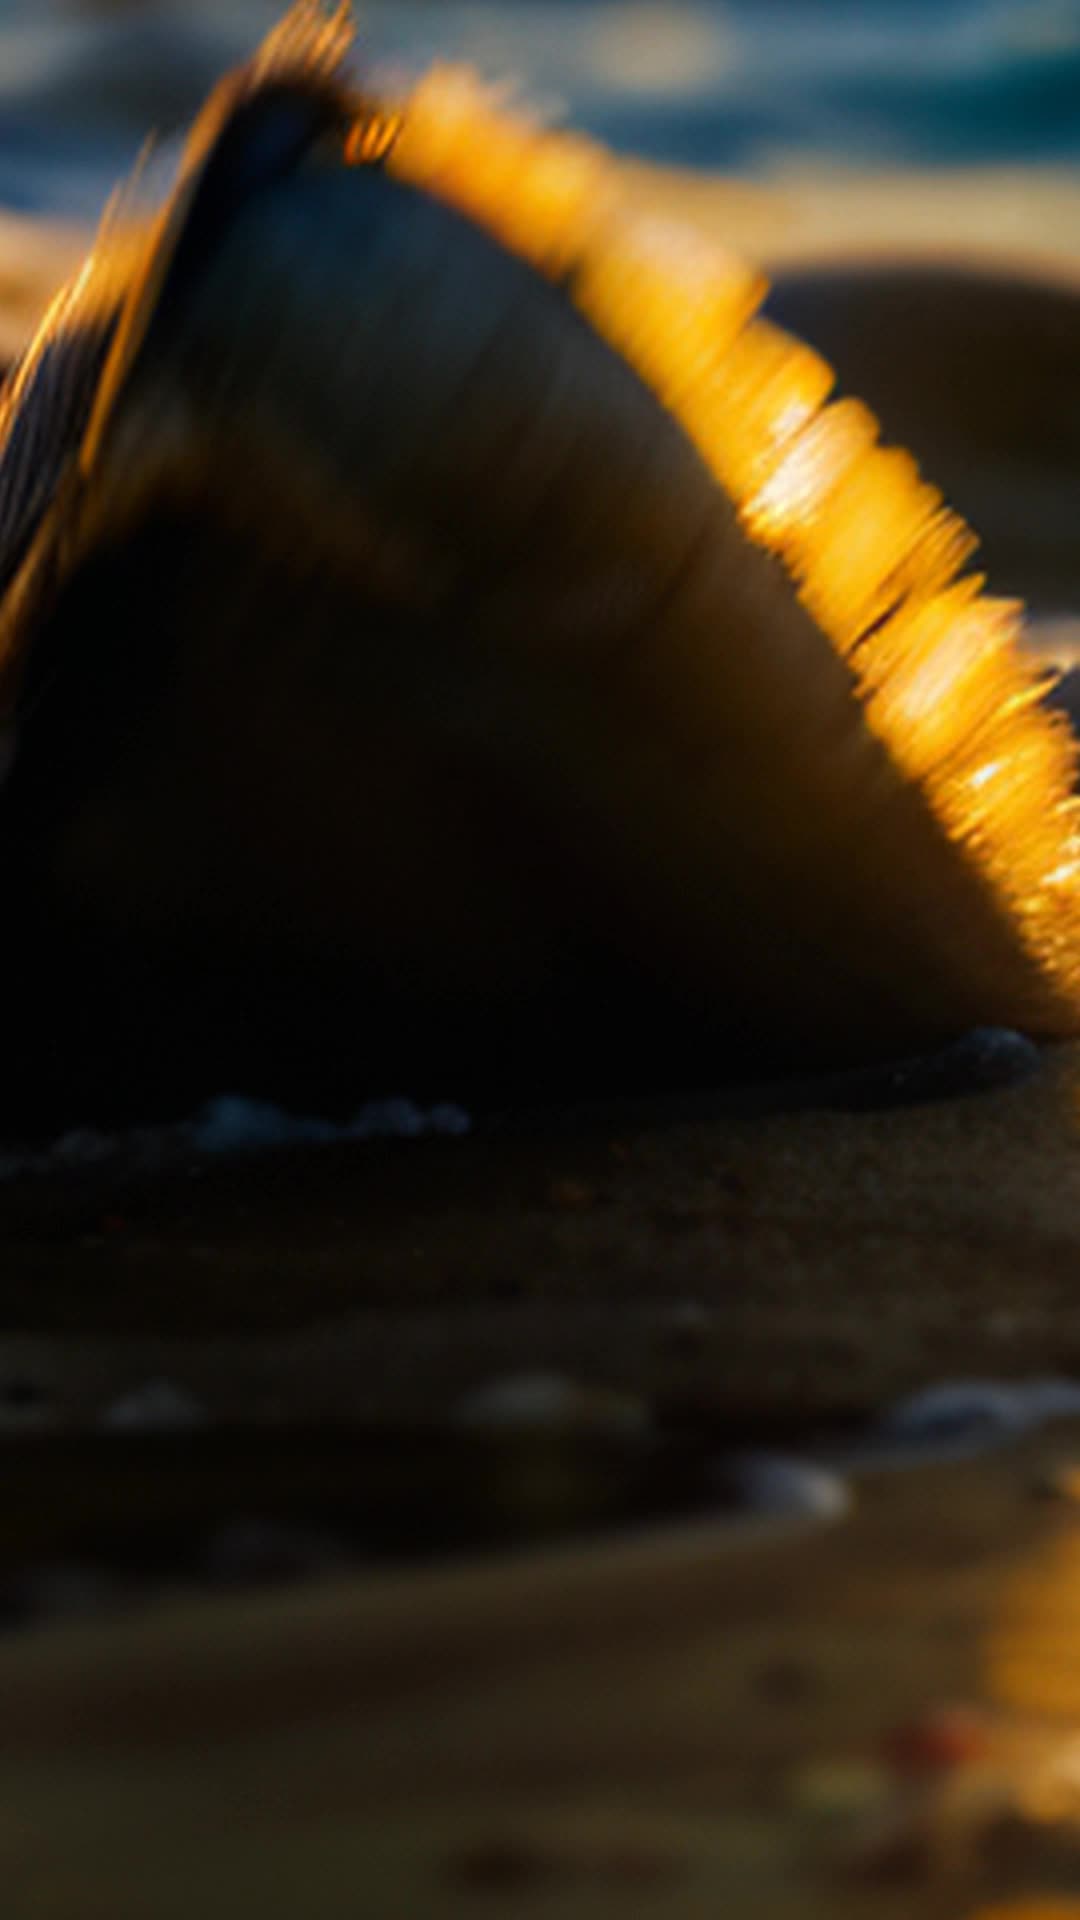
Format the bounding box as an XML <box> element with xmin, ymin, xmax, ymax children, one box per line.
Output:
<box><xmin>972</xmin><ymin>1529</ymin><xmax>1080</xmax><ymax>1891</ymax></box>
<box><xmin>23</xmin><ymin>11</ymin><xmax>1080</xmax><ymax>1025</ymax></box>
<box><xmin>386</xmin><ymin>67</ymin><xmax>619</xmax><ymax>277</ymax></box>
<box><xmin>972</xmin><ymin>1907</ymin><xmax>1080</xmax><ymax>1918</ymax></box>
<box><xmin>252</xmin><ymin>0</ymin><xmax>354</xmax><ymax>84</ymax></box>
<box><xmin>343</xmin><ymin>109</ymin><xmax>401</xmax><ymax>167</ymax></box>
<box><xmin>384</xmin><ymin>71</ymin><xmax>1080</xmax><ymax>1025</ymax></box>
<box><xmin>572</xmin><ymin>214</ymin><xmax>765</xmax><ymax>398</ymax></box>
<box><xmin>0</xmin><ymin>222</ymin><xmax>144</xmax><ymax>456</ymax></box>
<box><xmin>988</xmin><ymin>1530</ymin><xmax>1080</xmax><ymax>1726</ymax></box>
<box><xmin>688</xmin><ymin>319</ymin><xmax>837</xmax><ymax>500</ymax></box>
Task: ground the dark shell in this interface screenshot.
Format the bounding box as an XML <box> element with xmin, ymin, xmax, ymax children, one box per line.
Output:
<box><xmin>0</xmin><ymin>6</ymin><xmax>1076</xmax><ymax>1129</ymax></box>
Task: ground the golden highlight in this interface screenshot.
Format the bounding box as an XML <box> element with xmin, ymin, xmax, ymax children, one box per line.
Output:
<box><xmin>252</xmin><ymin>0</ymin><xmax>354</xmax><ymax>86</ymax></box>
<box><xmin>384</xmin><ymin>67</ymin><xmax>1080</xmax><ymax>1022</ymax></box>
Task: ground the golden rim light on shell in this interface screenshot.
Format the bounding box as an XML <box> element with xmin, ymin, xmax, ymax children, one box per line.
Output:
<box><xmin>374</xmin><ymin>53</ymin><xmax>1080</xmax><ymax>1025</ymax></box>
<box><xmin>31</xmin><ymin>0</ymin><xmax>1080</xmax><ymax>1032</ymax></box>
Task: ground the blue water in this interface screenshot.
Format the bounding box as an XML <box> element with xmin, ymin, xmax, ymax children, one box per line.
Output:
<box><xmin>0</xmin><ymin>0</ymin><xmax>1076</xmax><ymax>218</ymax></box>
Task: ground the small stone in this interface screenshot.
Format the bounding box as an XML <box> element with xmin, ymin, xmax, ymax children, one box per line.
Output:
<box><xmin>724</xmin><ymin>1453</ymin><xmax>852</xmax><ymax>1521</ymax></box>
<box><xmin>99</xmin><ymin>1379</ymin><xmax>210</xmax><ymax>1432</ymax></box>
<box><xmin>881</xmin><ymin>1704</ymin><xmax>993</xmax><ymax>1777</ymax></box>
<box><xmin>876</xmin><ymin>1379</ymin><xmax>1080</xmax><ymax>1451</ymax></box>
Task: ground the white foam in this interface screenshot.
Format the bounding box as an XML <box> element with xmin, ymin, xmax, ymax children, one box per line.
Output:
<box><xmin>857</xmin><ymin>1377</ymin><xmax>1080</xmax><ymax>1464</ymax></box>
<box><xmin>0</xmin><ymin>1095</ymin><xmax>471</xmax><ymax>1178</ymax></box>
<box><xmin>191</xmin><ymin>1095</ymin><xmax>470</xmax><ymax>1153</ymax></box>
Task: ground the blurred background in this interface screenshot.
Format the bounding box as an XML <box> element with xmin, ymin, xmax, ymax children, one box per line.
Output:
<box><xmin>0</xmin><ymin>0</ymin><xmax>1076</xmax><ymax>220</ymax></box>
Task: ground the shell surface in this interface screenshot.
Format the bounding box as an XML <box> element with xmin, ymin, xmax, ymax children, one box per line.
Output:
<box><xmin>0</xmin><ymin>1</ymin><xmax>1077</xmax><ymax>1124</ymax></box>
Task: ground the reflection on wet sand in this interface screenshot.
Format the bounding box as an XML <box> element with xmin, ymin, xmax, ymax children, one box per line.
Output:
<box><xmin>991</xmin><ymin>1526</ymin><xmax>1080</xmax><ymax>1728</ymax></box>
<box><xmin>976</xmin><ymin>1907</ymin><xmax>1080</xmax><ymax>1918</ymax></box>
<box><xmin>2</xmin><ymin>1424</ymin><xmax>1080</xmax><ymax>1913</ymax></box>
<box><xmin>974</xmin><ymin>1908</ymin><xmax>1080</xmax><ymax>1919</ymax></box>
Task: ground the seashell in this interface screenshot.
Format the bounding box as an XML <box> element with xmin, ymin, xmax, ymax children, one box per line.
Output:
<box><xmin>0</xmin><ymin>0</ymin><xmax>1078</xmax><ymax>1124</ymax></box>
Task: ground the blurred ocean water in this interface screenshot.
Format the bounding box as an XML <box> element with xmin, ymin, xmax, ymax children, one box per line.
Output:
<box><xmin>0</xmin><ymin>0</ymin><xmax>1076</xmax><ymax>218</ymax></box>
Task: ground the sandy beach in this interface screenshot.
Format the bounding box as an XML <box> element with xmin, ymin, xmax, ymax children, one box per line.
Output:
<box><xmin>0</xmin><ymin>11</ymin><xmax>1079</xmax><ymax>1914</ymax></box>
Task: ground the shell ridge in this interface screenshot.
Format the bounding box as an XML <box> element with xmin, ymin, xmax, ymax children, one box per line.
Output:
<box><xmin>0</xmin><ymin>5</ymin><xmax>363</xmax><ymax>719</ymax></box>
<box><xmin>78</xmin><ymin>3</ymin><xmax>358</xmax><ymax>485</ymax></box>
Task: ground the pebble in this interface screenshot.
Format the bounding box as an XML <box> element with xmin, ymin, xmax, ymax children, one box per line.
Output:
<box><xmin>874</xmin><ymin>1379</ymin><xmax>1080</xmax><ymax>1452</ymax></box>
<box><xmin>723</xmin><ymin>1453</ymin><xmax>853</xmax><ymax>1522</ymax></box>
<box><xmin>194</xmin><ymin>1094</ymin><xmax>471</xmax><ymax>1151</ymax></box>
<box><xmin>0</xmin><ymin>1094</ymin><xmax>473</xmax><ymax>1182</ymax></box>
<box><xmin>881</xmin><ymin>1704</ymin><xmax>992</xmax><ymax>1777</ymax></box>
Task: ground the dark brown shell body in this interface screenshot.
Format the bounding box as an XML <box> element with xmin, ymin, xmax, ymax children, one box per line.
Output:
<box><xmin>0</xmin><ymin>6</ymin><xmax>1076</xmax><ymax>1128</ymax></box>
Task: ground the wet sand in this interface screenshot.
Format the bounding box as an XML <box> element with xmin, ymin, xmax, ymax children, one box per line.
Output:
<box><xmin>0</xmin><ymin>1034</ymin><xmax>1080</xmax><ymax>1917</ymax></box>
<box><xmin>2</xmin><ymin>1038</ymin><xmax>1080</xmax><ymax>1430</ymax></box>
<box><xmin>4</xmin><ymin>1419</ymin><xmax>1080</xmax><ymax>1917</ymax></box>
